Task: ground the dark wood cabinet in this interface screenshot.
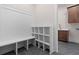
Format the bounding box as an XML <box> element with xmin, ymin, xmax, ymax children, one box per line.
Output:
<box><xmin>67</xmin><ymin>4</ymin><xmax>79</xmax><ymax>23</ymax></box>
<box><xmin>58</xmin><ymin>30</ymin><xmax>69</xmax><ymax>42</ymax></box>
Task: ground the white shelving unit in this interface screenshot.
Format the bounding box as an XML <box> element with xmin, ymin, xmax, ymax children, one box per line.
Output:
<box><xmin>32</xmin><ymin>26</ymin><xmax>55</xmax><ymax>54</ymax></box>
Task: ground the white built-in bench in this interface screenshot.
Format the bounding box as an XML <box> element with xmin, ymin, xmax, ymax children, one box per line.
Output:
<box><xmin>0</xmin><ymin>36</ymin><xmax>35</xmax><ymax>55</ymax></box>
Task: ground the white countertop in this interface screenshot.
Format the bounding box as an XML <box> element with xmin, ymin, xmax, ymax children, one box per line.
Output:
<box><xmin>58</xmin><ymin>29</ymin><xmax>69</xmax><ymax>31</ymax></box>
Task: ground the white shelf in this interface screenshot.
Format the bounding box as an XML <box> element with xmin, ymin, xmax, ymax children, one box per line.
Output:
<box><xmin>44</xmin><ymin>27</ymin><xmax>50</xmax><ymax>35</ymax></box>
<box><xmin>32</xmin><ymin>33</ymin><xmax>43</xmax><ymax>36</ymax></box>
<box><xmin>32</xmin><ymin>26</ymin><xmax>56</xmax><ymax>54</ymax></box>
<box><xmin>35</xmin><ymin>39</ymin><xmax>50</xmax><ymax>46</ymax></box>
<box><xmin>32</xmin><ymin>26</ymin><xmax>50</xmax><ymax>46</ymax></box>
<box><xmin>35</xmin><ymin>27</ymin><xmax>38</xmax><ymax>33</ymax></box>
<box><xmin>44</xmin><ymin>34</ymin><xmax>50</xmax><ymax>36</ymax></box>
<box><xmin>39</xmin><ymin>27</ymin><xmax>43</xmax><ymax>34</ymax></box>
<box><xmin>44</xmin><ymin>36</ymin><xmax>50</xmax><ymax>43</ymax></box>
<box><xmin>39</xmin><ymin>35</ymin><xmax>43</xmax><ymax>41</ymax></box>
<box><xmin>34</xmin><ymin>33</ymin><xmax>39</xmax><ymax>34</ymax></box>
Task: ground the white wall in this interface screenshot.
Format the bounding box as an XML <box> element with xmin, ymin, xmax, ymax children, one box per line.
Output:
<box><xmin>58</xmin><ymin>4</ymin><xmax>79</xmax><ymax>43</ymax></box>
<box><xmin>58</xmin><ymin>6</ymin><xmax>68</xmax><ymax>30</ymax></box>
<box><xmin>0</xmin><ymin>5</ymin><xmax>33</xmax><ymax>40</ymax></box>
<box><xmin>34</xmin><ymin>4</ymin><xmax>55</xmax><ymax>26</ymax></box>
<box><xmin>0</xmin><ymin>4</ymin><xmax>34</xmax><ymax>54</ymax></box>
<box><xmin>34</xmin><ymin>4</ymin><xmax>58</xmax><ymax>52</ymax></box>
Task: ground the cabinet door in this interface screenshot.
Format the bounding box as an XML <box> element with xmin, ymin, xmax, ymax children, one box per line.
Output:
<box><xmin>68</xmin><ymin>6</ymin><xmax>79</xmax><ymax>23</ymax></box>
<box><xmin>58</xmin><ymin>31</ymin><xmax>69</xmax><ymax>42</ymax></box>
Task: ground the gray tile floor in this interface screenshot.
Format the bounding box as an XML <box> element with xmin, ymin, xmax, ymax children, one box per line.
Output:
<box><xmin>4</xmin><ymin>41</ymin><xmax>79</xmax><ymax>55</ymax></box>
<box><xmin>58</xmin><ymin>41</ymin><xmax>79</xmax><ymax>55</ymax></box>
<box><xmin>18</xmin><ymin>46</ymin><xmax>49</xmax><ymax>55</ymax></box>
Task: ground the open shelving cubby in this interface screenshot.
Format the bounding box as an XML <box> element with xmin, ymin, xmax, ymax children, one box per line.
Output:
<box><xmin>44</xmin><ymin>27</ymin><xmax>50</xmax><ymax>36</ymax></box>
<box><xmin>32</xmin><ymin>26</ymin><xmax>55</xmax><ymax>54</ymax></box>
<box><xmin>44</xmin><ymin>36</ymin><xmax>50</xmax><ymax>43</ymax></box>
<box><xmin>35</xmin><ymin>27</ymin><xmax>38</xmax><ymax>34</ymax></box>
<box><xmin>39</xmin><ymin>34</ymin><xmax>43</xmax><ymax>41</ymax></box>
<box><xmin>39</xmin><ymin>27</ymin><xmax>43</xmax><ymax>34</ymax></box>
